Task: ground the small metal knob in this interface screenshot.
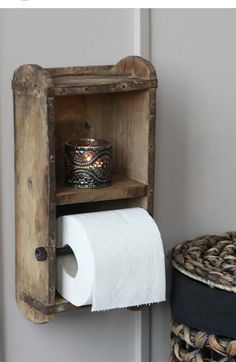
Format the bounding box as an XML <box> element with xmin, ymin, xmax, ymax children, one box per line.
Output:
<box><xmin>35</xmin><ymin>247</ymin><xmax>47</xmax><ymax>261</ymax></box>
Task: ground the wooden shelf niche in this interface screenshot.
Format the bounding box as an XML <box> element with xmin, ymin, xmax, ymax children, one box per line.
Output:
<box><xmin>13</xmin><ymin>56</ymin><xmax>157</xmax><ymax>323</ymax></box>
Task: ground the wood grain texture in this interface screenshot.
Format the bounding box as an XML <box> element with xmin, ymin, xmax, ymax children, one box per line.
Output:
<box><xmin>54</xmin><ymin>93</ymin><xmax>113</xmax><ymax>186</ymax></box>
<box><xmin>114</xmin><ymin>55</ymin><xmax>157</xmax><ymax>81</ymax></box>
<box><xmin>13</xmin><ymin>64</ymin><xmax>56</xmax><ymax>323</ymax></box>
<box><xmin>48</xmin><ymin>76</ymin><xmax>153</xmax><ymax>96</ymax></box>
<box><xmin>22</xmin><ymin>293</ymin><xmax>88</xmax><ymax>315</ymax></box>
<box><xmin>47</xmin><ymin>65</ymin><xmax>114</xmax><ymax>76</ymax></box>
<box><xmin>56</xmin><ymin>175</ymin><xmax>147</xmax><ymax>205</ymax></box>
<box><xmin>47</xmin><ymin>61</ymin><xmax>156</xmax><ymax>96</ymax></box>
<box><xmin>54</xmin><ymin>89</ymin><xmax>155</xmax><ymax>214</ymax></box>
<box><xmin>13</xmin><ymin>56</ymin><xmax>157</xmax><ymax>323</ymax></box>
<box><xmin>147</xmin><ymin>87</ymin><xmax>157</xmax><ymax>216</ymax></box>
<box><xmin>112</xmin><ymin>56</ymin><xmax>157</xmax><ymax>214</ymax></box>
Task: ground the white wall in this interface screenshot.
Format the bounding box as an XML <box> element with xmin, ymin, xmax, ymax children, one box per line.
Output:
<box><xmin>151</xmin><ymin>9</ymin><xmax>236</xmax><ymax>361</ymax></box>
<box><xmin>0</xmin><ymin>9</ymin><xmax>141</xmax><ymax>362</ymax></box>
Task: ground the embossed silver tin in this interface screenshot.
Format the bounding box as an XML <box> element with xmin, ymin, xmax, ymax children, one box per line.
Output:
<box><xmin>65</xmin><ymin>138</ymin><xmax>112</xmax><ymax>188</ymax></box>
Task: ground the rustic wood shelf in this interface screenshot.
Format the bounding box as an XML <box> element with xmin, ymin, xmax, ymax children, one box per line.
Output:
<box><xmin>56</xmin><ymin>175</ymin><xmax>147</xmax><ymax>205</ymax></box>
<box><xmin>13</xmin><ymin>56</ymin><xmax>157</xmax><ymax>324</ymax></box>
<box><xmin>53</xmin><ymin>295</ymin><xmax>83</xmax><ymax>314</ymax></box>
<box><xmin>48</xmin><ymin>75</ymin><xmax>156</xmax><ymax>96</ymax></box>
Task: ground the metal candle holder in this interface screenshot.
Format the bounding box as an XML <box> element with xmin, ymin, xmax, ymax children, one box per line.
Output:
<box><xmin>65</xmin><ymin>138</ymin><xmax>112</xmax><ymax>188</ymax></box>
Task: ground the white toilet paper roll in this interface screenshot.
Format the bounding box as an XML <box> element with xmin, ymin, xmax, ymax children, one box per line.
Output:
<box><xmin>56</xmin><ymin>207</ymin><xmax>166</xmax><ymax>311</ymax></box>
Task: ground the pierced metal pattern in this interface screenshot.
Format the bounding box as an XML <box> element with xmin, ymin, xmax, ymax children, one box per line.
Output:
<box><xmin>65</xmin><ymin>138</ymin><xmax>112</xmax><ymax>188</ymax></box>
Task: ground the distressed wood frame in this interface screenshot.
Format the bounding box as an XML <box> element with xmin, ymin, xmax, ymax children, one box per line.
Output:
<box><xmin>13</xmin><ymin>53</ymin><xmax>157</xmax><ymax>325</ymax></box>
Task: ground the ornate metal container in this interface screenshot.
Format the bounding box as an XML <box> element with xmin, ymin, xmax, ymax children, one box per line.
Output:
<box><xmin>65</xmin><ymin>138</ymin><xmax>112</xmax><ymax>188</ymax></box>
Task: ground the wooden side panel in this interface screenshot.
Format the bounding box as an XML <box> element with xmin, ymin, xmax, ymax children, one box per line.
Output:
<box><xmin>13</xmin><ymin>65</ymin><xmax>56</xmax><ymax>323</ymax></box>
<box><xmin>148</xmin><ymin>87</ymin><xmax>157</xmax><ymax>215</ymax></box>
<box><xmin>111</xmin><ymin>91</ymin><xmax>149</xmax><ymax>181</ymax></box>
<box><xmin>110</xmin><ymin>91</ymin><xmax>150</xmax><ymax>211</ymax></box>
<box><xmin>113</xmin><ymin>56</ymin><xmax>157</xmax><ymax>214</ymax></box>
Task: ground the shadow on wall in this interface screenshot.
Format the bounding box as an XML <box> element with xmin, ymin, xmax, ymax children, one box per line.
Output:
<box><xmin>0</xmin><ymin>161</ymin><xmax>5</xmax><ymax>361</ymax></box>
<box><xmin>152</xmin><ymin>73</ymin><xmax>194</xmax><ymax>361</ymax></box>
<box><xmin>0</xmin><ymin>14</ymin><xmax>5</xmax><ymax>361</ymax></box>
<box><xmin>154</xmin><ymin>74</ymin><xmax>194</xmax><ymax>254</ymax></box>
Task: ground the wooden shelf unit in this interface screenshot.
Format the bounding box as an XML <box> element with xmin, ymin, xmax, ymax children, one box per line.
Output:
<box><xmin>13</xmin><ymin>56</ymin><xmax>157</xmax><ymax>323</ymax></box>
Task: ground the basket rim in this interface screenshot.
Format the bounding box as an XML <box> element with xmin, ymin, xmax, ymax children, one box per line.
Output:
<box><xmin>170</xmin><ymin>232</ymin><xmax>236</xmax><ymax>293</ymax></box>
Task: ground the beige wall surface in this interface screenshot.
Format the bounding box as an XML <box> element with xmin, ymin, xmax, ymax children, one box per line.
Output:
<box><xmin>0</xmin><ymin>9</ymin><xmax>139</xmax><ymax>362</ymax></box>
<box><xmin>151</xmin><ymin>9</ymin><xmax>236</xmax><ymax>361</ymax></box>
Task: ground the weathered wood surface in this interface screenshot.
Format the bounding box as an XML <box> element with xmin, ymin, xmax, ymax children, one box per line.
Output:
<box><xmin>114</xmin><ymin>55</ymin><xmax>157</xmax><ymax>81</ymax></box>
<box><xmin>48</xmin><ymin>76</ymin><xmax>155</xmax><ymax>96</ymax></box>
<box><xmin>56</xmin><ymin>175</ymin><xmax>147</xmax><ymax>206</ymax></box>
<box><xmin>148</xmin><ymin>87</ymin><xmax>157</xmax><ymax>216</ymax></box>
<box><xmin>13</xmin><ymin>64</ymin><xmax>56</xmax><ymax>323</ymax></box>
<box><xmin>54</xmin><ymin>93</ymin><xmax>113</xmax><ymax>186</ymax></box>
<box><xmin>113</xmin><ymin>56</ymin><xmax>157</xmax><ymax>215</ymax></box>
<box><xmin>46</xmin><ymin>57</ymin><xmax>157</xmax><ymax>96</ymax></box>
<box><xmin>22</xmin><ymin>293</ymin><xmax>88</xmax><ymax>315</ymax></box>
<box><xmin>13</xmin><ymin>56</ymin><xmax>157</xmax><ymax>323</ymax></box>
<box><xmin>47</xmin><ymin>65</ymin><xmax>114</xmax><ymax>76</ymax></box>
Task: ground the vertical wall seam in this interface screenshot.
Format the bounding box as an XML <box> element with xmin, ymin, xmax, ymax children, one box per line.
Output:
<box><xmin>133</xmin><ymin>8</ymin><xmax>152</xmax><ymax>362</ymax></box>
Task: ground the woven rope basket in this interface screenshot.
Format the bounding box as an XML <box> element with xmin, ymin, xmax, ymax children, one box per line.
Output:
<box><xmin>170</xmin><ymin>232</ymin><xmax>236</xmax><ymax>293</ymax></box>
<box><xmin>170</xmin><ymin>232</ymin><xmax>236</xmax><ymax>361</ymax></box>
<box><xmin>170</xmin><ymin>320</ymin><xmax>236</xmax><ymax>362</ymax></box>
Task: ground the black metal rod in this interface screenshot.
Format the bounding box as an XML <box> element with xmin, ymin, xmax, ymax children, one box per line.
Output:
<box><xmin>56</xmin><ymin>245</ymin><xmax>73</xmax><ymax>256</ymax></box>
<box><xmin>35</xmin><ymin>245</ymin><xmax>73</xmax><ymax>261</ymax></box>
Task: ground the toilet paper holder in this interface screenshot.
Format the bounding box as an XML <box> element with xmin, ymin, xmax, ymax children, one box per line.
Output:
<box><xmin>13</xmin><ymin>55</ymin><xmax>157</xmax><ymax>323</ymax></box>
<box><xmin>35</xmin><ymin>246</ymin><xmax>73</xmax><ymax>262</ymax></box>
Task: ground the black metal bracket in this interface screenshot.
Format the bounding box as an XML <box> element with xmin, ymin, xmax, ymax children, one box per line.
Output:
<box><xmin>35</xmin><ymin>245</ymin><xmax>73</xmax><ymax>261</ymax></box>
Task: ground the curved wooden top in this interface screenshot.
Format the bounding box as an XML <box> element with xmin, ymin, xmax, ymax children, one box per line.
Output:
<box><xmin>12</xmin><ymin>56</ymin><xmax>157</xmax><ymax>96</ymax></box>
